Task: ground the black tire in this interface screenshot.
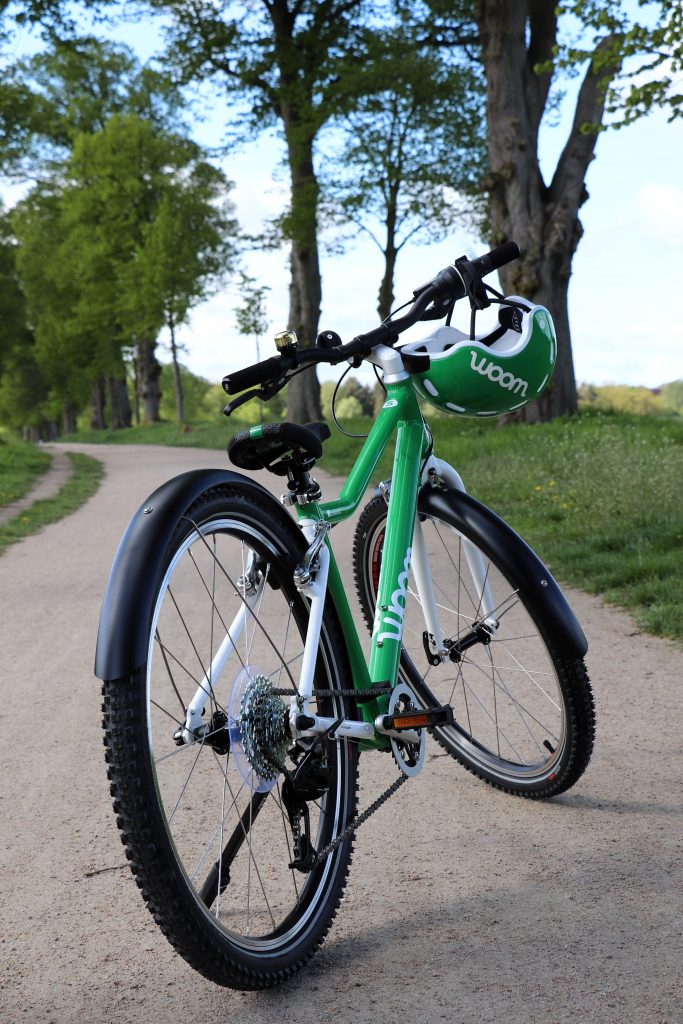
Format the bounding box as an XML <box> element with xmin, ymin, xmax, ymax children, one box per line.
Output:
<box><xmin>353</xmin><ymin>494</ymin><xmax>594</xmax><ymax>798</ymax></box>
<box><xmin>102</xmin><ymin>486</ymin><xmax>358</xmax><ymax>989</ymax></box>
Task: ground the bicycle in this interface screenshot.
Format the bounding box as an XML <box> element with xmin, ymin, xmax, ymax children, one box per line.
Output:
<box><xmin>96</xmin><ymin>241</ymin><xmax>595</xmax><ymax>990</ymax></box>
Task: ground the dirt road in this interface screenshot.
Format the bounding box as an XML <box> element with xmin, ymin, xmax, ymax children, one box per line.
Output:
<box><xmin>1</xmin><ymin>443</ymin><xmax>680</xmax><ymax>1024</ymax></box>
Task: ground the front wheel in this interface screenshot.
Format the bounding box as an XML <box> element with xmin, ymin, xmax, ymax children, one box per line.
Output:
<box><xmin>102</xmin><ymin>486</ymin><xmax>358</xmax><ymax>989</ymax></box>
<box><xmin>353</xmin><ymin>494</ymin><xmax>595</xmax><ymax>798</ymax></box>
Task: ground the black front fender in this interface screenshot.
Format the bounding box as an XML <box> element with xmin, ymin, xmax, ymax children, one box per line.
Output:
<box><xmin>418</xmin><ymin>485</ymin><xmax>587</xmax><ymax>659</ymax></box>
<box><xmin>94</xmin><ymin>468</ymin><xmax>292</xmax><ymax>681</ymax></box>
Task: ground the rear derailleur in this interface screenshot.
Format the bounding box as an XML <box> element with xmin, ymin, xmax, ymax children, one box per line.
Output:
<box><xmin>282</xmin><ymin>742</ymin><xmax>331</xmax><ymax>873</ymax></box>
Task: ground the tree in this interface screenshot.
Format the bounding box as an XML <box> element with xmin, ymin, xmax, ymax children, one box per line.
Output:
<box><xmin>1</xmin><ymin>35</ymin><xmax>182</xmax><ymax>178</ymax></box>
<box><xmin>0</xmin><ymin>202</ymin><xmax>55</xmax><ymax>436</ymax></box>
<box><xmin>132</xmin><ymin>165</ymin><xmax>239</xmax><ymax>424</ymax></box>
<box><xmin>12</xmin><ymin>179</ymin><xmax>127</xmax><ymax>430</ymax></box>
<box><xmin>65</xmin><ymin>114</ymin><xmax>236</xmax><ymax>423</ymax></box>
<box><xmin>145</xmin><ymin>0</ymin><xmax>373</xmax><ymax>423</ymax></box>
<box><xmin>469</xmin><ymin>0</ymin><xmax>682</xmax><ymax>420</ymax></box>
<box><xmin>320</xmin><ymin>36</ymin><xmax>486</xmax><ymax>320</ymax></box>
<box><xmin>9</xmin><ymin>114</ymin><xmax>238</xmax><ymax>431</ymax></box>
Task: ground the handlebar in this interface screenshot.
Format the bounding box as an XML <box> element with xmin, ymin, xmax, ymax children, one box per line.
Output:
<box><xmin>222</xmin><ymin>241</ymin><xmax>520</xmax><ymax>399</ymax></box>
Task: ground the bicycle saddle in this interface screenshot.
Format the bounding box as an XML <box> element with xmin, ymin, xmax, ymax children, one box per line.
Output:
<box><xmin>227</xmin><ymin>421</ymin><xmax>331</xmax><ymax>475</ymax></box>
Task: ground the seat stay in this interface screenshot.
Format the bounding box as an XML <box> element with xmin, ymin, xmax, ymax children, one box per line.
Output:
<box><xmin>419</xmin><ymin>455</ymin><xmax>498</xmax><ymax>633</ymax></box>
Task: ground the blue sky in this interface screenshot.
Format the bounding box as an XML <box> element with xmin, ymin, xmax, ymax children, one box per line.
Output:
<box><xmin>3</xmin><ymin>6</ymin><xmax>682</xmax><ymax>389</ymax></box>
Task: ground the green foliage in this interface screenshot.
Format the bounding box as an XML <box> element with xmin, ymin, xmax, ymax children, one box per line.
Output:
<box><xmin>1</xmin><ymin>36</ymin><xmax>183</xmax><ymax>178</ymax></box>
<box><xmin>135</xmin><ymin>159</ymin><xmax>239</xmax><ymax>342</ymax></box>
<box><xmin>555</xmin><ymin>2</ymin><xmax>683</xmax><ymax>127</ymax></box>
<box><xmin>234</xmin><ymin>272</ymin><xmax>270</xmax><ymax>341</ymax></box>
<box><xmin>158</xmin><ymin>363</ymin><xmax>212</xmax><ymax>422</ymax></box>
<box><xmin>660</xmin><ymin>379</ymin><xmax>683</xmax><ymax>414</ymax></box>
<box><xmin>334</xmin><ymin>394</ymin><xmax>363</xmax><ymax>418</ymax></box>
<box><xmin>320</xmin><ymin>375</ymin><xmax>375</xmax><ymax>418</ymax></box>
<box><xmin>0</xmin><ymin>203</ymin><xmax>54</xmax><ymax>431</ymax></box>
<box><xmin>578</xmin><ymin>382</ymin><xmax>668</xmax><ymax>415</ymax></box>
<box><xmin>7</xmin><ymin>111</ymin><xmax>238</xmax><ymax>431</ymax></box>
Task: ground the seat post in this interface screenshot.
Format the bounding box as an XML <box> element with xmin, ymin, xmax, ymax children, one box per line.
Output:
<box><xmin>283</xmin><ymin>454</ymin><xmax>322</xmax><ymax>507</ymax></box>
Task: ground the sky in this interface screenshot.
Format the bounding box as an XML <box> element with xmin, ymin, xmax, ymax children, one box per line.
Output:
<box><xmin>3</xmin><ymin>5</ymin><xmax>682</xmax><ymax>391</ymax></box>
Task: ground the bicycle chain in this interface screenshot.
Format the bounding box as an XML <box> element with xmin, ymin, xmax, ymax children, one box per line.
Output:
<box><xmin>312</xmin><ymin>772</ymin><xmax>410</xmax><ymax>867</ymax></box>
<box><xmin>272</xmin><ymin>685</ymin><xmax>393</xmax><ymax>700</ymax></box>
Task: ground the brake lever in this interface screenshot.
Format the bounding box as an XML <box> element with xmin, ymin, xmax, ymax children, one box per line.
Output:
<box><xmin>223</xmin><ymin>377</ymin><xmax>288</xmax><ymax>418</ymax></box>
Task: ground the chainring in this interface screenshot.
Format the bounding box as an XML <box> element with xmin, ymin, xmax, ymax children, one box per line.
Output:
<box><xmin>389</xmin><ymin>682</ymin><xmax>426</xmax><ymax>777</ymax></box>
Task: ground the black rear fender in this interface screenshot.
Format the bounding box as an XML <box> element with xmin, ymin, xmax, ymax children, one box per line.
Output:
<box><xmin>418</xmin><ymin>485</ymin><xmax>587</xmax><ymax>660</ymax></box>
<box><xmin>94</xmin><ymin>469</ymin><xmax>300</xmax><ymax>681</ymax></box>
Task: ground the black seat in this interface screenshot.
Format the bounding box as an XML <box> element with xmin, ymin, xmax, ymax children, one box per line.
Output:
<box><xmin>227</xmin><ymin>421</ymin><xmax>331</xmax><ymax>475</ymax></box>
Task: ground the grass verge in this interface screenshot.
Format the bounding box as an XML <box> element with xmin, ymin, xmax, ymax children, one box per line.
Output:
<box><xmin>60</xmin><ymin>411</ymin><xmax>683</xmax><ymax>645</ymax></box>
<box><xmin>0</xmin><ymin>452</ymin><xmax>105</xmax><ymax>556</ymax></box>
<box><xmin>0</xmin><ymin>434</ymin><xmax>52</xmax><ymax>507</ymax></box>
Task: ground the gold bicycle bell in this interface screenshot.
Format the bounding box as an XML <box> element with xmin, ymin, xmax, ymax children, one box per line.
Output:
<box><xmin>274</xmin><ymin>330</ymin><xmax>298</xmax><ymax>353</ymax></box>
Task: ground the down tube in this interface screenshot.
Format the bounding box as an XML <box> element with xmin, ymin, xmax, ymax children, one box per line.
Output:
<box><xmin>368</xmin><ymin>415</ymin><xmax>425</xmax><ymax>691</ymax></box>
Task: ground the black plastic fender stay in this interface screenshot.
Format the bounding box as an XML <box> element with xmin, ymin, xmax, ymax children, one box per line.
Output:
<box><xmin>417</xmin><ymin>485</ymin><xmax>587</xmax><ymax>660</ymax></box>
<box><xmin>94</xmin><ymin>468</ymin><xmax>299</xmax><ymax>682</ymax></box>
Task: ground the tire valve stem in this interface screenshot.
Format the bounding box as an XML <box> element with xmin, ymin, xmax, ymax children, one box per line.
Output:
<box><xmin>543</xmin><ymin>739</ymin><xmax>555</xmax><ymax>754</ymax></box>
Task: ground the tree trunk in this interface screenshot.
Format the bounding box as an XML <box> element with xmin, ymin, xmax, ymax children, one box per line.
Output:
<box><xmin>168</xmin><ymin>318</ymin><xmax>185</xmax><ymax>425</ymax></box>
<box><xmin>475</xmin><ymin>1</ymin><xmax>620</xmax><ymax>421</ymax></box>
<box><xmin>62</xmin><ymin>403</ymin><xmax>76</xmax><ymax>435</ymax></box>
<box><xmin>378</xmin><ymin>182</ymin><xmax>400</xmax><ymax>321</ymax></box>
<box><xmin>107</xmin><ymin>376</ymin><xmax>132</xmax><ymax>430</ymax></box>
<box><xmin>378</xmin><ymin>242</ymin><xmax>398</xmax><ymax>322</ymax></box>
<box><xmin>137</xmin><ymin>338</ymin><xmax>162</xmax><ymax>423</ymax></box>
<box><xmin>285</xmin><ymin>177</ymin><xmax>323</xmax><ymax>423</ymax></box>
<box><xmin>132</xmin><ymin>357</ymin><xmax>140</xmax><ymax>426</ymax></box>
<box><xmin>274</xmin><ymin>11</ymin><xmax>323</xmax><ymax>425</ymax></box>
<box><xmin>90</xmin><ymin>376</ymin><xmax>106</xmax><ymax>430</ymax></box>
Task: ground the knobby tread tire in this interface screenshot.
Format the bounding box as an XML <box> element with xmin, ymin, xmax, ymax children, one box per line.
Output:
<box><xmin>101</xmin><ymin>485</ymin><xmax>358</xmax><ymax>989</ymax></box>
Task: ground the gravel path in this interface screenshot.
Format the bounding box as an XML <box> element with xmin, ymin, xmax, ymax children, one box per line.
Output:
<box><xmin>1</xmin><ymin>443</ymin><xmax>680</xmax><ymax>1024</ymax></box>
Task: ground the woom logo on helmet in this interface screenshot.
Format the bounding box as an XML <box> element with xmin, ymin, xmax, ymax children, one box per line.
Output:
<box><xmin>470</xmin><ymin>351</ymin><xmax>528</xmax><ymax>397</ymax></box>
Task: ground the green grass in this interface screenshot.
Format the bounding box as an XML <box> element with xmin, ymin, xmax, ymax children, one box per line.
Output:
<box><xmin>0</xmin><ymin>451</ymin><xmax>105</xmax><ymax>556</ymax></box>
<box><xmin>0</xmin><ymin>434</ymin><xmax>52</xmax><ymax>507</ymax></box>
<box><xmin>60</xmin><ymin>410</ymin><xmax>683</xmax><ymax>645</ymax></box>
<box><xmin>61</xmin><ymin>419</ymin><xmax>232</xmax><ymax>448</ymax></box>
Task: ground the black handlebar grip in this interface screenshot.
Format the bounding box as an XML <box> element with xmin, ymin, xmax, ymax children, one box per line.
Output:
<box><xmin>471</xmin><ymin>241</ymin><xmax>520</xmax><ymax>277</ymax></box>
<box><xmin>222</xmin><ymin>355</ymin><xmax>285</xmax><ymax>395</ymax></box>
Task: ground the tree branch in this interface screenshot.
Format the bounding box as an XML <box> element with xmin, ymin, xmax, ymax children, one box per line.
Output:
<box><xmin>525</xmin><ymin>0</ymin><xmax>557</xmax><ymax>132</ymax></box>
<box><xmin>550</xmin><ymin>34</ymin><xmax>622</xmax><ymax>210</ymax></box>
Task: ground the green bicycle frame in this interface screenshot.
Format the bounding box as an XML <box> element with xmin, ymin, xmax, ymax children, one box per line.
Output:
<box><xmin>297</xmin><ymin>377</ymin><xmax>430</xmax><ymax>738</ymax></box>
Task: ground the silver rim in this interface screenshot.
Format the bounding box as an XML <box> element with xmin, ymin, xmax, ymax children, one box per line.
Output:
<box><xmin>146</xmin><ymin>515</ymin><xmax>346</xmax><ymax>950</ymax></box>
<box><xmin>367</xmin><ymin>516</ymin><xmax>567</xmax><ymax>784</ymax></box>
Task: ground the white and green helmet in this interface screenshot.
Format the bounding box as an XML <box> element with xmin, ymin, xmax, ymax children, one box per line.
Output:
<box><xmin>400</xmin><ymin>298</ymin><xmax>556</xmax><ymax>417</ymax></box>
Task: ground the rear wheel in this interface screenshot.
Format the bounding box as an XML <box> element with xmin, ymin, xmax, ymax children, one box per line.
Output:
<box><xmin>353</xmin><ymin>494</ymin><xmax>594</xmax><ymax>798</ymax></box>
<box><xmin>102</xmin><ymin>487</ymin><xmax>357</xmax><ymax>989</ymax></box>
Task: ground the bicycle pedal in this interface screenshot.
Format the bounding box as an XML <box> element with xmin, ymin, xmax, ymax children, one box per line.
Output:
<box><xmin>379</xmin><ymin>705</ymin><xmax>454</xmax><ymax>732</ymax></box>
